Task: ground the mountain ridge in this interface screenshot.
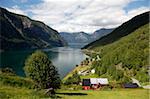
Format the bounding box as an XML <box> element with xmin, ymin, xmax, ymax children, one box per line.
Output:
<box><xmin>82</xmin><ymin>11</ymin><xmax>149</xmax><ymax>49</ymax></box>
<box><xmin>0</xmin><ymin>7</ymin><xmax>67</xmax><ymax>51</ymax></box>
<box><xmin>60</xmin><ymin>28</ymin><xmax>114</xmax><ymax>48</ymax></box>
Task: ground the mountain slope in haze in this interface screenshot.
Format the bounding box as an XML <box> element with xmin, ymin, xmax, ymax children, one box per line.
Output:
<box><xmin>83</xmin><ymin>11</ymin><xmax>149</xmax><ymax>49</ymax></box>
<box><xmin>92</xmin><ymin>28</ymin><xmax>114</xmax><ymax>40</ymax></box>
<box><xmin>60</xmin><ymin>28</ymin><xmax>114</xmax><ymax>48</ymax></box>
<box><xmin>0</xmin><ymin>7</ymin><xmax>67</xmax><ymax>51</ymax></box>
<box><xmin>60</xmin><ymin>32</ymin><xmax>92</xmax><ymax>48</ymax></box>
<box><xmin>60</xmin><ymin>32</ymin><xmax>91</xmax><ymax>43</ymax></box>
<box><xmin>83</xmin><ymin>11</ymin><xmax>149</xmax><ymax>83</ymax></box>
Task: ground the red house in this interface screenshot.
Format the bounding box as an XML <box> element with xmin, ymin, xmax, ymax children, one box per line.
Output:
<box><xmin>82</xmin><ymin>78</ymin><xmax>109</xmax><ymax>90</ymax></box>
<box><xmin>82</xmin><ymin>79</ymin><xmax>91</xmax><ymax>90</ymax></box>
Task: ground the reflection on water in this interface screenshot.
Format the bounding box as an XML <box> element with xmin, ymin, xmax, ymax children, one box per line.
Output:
<box><xmin>0</xmin><ymin>47</ymin><xmax>88</xmax><ymax>78</ymax></box>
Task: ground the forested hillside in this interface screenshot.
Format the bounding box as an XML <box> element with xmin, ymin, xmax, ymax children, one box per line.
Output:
<box><xmin>91</xmin><ymin>24</ymin><xmax>149</xmax><ymax>83</ymax></box>
<box><xmin>83</xmin><ymin>12</ymin><xmax>149</xmax><ymax>83</ymax></box>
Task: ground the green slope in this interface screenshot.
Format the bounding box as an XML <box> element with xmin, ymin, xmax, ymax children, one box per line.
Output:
<box><xmin>93</xmin><ymin>24</ymin><xmax>149</xmax><ymax>83</ymax></box>
<box><xmin>82</xmin><ymin>12</ymin><xmax>149</xmax><ymax>83</ymax></box>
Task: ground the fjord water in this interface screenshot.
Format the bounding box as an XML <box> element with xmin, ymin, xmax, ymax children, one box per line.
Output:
<box><xmin>0</xmin><ymin>47</ymin><xmax>88</xmax><ymax>78</ymax></box>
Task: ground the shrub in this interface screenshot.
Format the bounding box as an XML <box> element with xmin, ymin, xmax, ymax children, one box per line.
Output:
<box><xmin>24</xmin><ymin>50</ymin><xmax>61</xmax><ymax>89</ymax></box>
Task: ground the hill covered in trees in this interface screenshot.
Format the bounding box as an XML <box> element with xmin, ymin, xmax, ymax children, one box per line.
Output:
<box><xmin>82</xmin><ymin>12</ymin><xmax>149</xmax><ymax>83</ymax></box>
<box><xmin>0</xmin><ymin>7</ymin><xmax>67</xmax><ymax>51</ymax></box>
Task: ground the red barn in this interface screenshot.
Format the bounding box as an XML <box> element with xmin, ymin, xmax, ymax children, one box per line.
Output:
<box><xmin>82</xmin><ymin>79</ymin><xmax>91</xmax><ymax>90</ymax></box>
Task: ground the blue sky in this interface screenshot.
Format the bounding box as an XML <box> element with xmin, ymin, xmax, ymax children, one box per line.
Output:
<box><xmin>0</xmin><ymin>0</ymin><xmax>149</xmax><ymax>33</ymax></box>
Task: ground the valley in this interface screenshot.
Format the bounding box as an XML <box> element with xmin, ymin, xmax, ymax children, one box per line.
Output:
<box><xmin>0</xmin><ymin>3</ymin><xmax>149</xmax><ymax>99</ymax></box>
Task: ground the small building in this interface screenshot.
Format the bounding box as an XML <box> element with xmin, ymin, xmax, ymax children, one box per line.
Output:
<box><xmin>91</xmin><ymin>69</ymin><xmax>95</xmax><ymax>74</ymax></box>
<box><xmin>123</xmin><ymin>83</ymin><xmax>139</xmax><ymax>88</ymax></box>
<box><xmin>82</xmin><ymin>79</ymin><xmax>91</xmax><ymax>90</ymax></box>
<box><xmin>82</xmin><ymin>78</ymin><xmax>109</xmax><ymax>90</ymax></box>
<box><xmin>97</xmin><ymin>78</ymin><xmax>109</xmax><ymax>85</ymax></box>
<box><xmin>90</xmin><ymin>78</ymin><xmax>99</xmax><ymax>89</ymax></box>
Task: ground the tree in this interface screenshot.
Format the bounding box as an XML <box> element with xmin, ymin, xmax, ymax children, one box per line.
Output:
<box><xmin>24</xmin><ymin>50</ymin><xmax>61</xmax><ymax>89</ymax></box>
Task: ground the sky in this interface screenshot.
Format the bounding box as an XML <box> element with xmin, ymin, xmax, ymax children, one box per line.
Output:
<box><xmin>0</xmin><ymin>0</ymin><xmax>149</xmax><ymax>33</ymax></box>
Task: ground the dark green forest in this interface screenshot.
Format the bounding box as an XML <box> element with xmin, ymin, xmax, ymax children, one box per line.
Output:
<box><xmin>90</xmin><ymin>24</ymin><xmax>149</xmax><ymax>83</ymax></box>
<box><xmin>82</xmin><ymin>11</ymin><xmax>149</xmax><ymax>83</ymax></box>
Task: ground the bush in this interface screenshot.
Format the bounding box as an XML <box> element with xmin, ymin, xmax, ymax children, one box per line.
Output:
<box><xmin>24</xmin><ymin>50</ymin><xmax>61</xmax><ymax>89</ymax></box>
<box><xmin>0</xmin><ymin>74</ymin><xmax>34</xmax><ymax>88</ymax></box>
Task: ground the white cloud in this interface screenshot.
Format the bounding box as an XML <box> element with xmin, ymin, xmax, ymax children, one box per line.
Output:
<box><xmin>6</xmin><ymin>5</ymin><xmax>27</xmax><ymax>15</ymax></box>
<box><xmin>6</xmin><ymin>0</ymin><xmax>150</xmax><ymax>33</ymax></box>
<box><xmin>127</xmin><ymin>7</ymin><xmax>149</xmax><ymax>18</ymax></box>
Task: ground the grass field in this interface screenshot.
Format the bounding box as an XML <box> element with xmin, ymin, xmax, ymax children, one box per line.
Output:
<box><xmin>57</xmin><ymin>89</ymin><xmax>149</xmax><ymax>99</ymax></box>
<box><xmin>0</xmin><ymin>72</ymin><xmax>149</xmax><ymax>99</ymax></box>
<box><xmin>0</xmin><ymin>84</ymin><xmax>149</xmax><ymax>99</ymax></box>
<box><xmin>0</xmin><ymin>84</ymin><xmax>48</xmax><ymax>99</ymax></box>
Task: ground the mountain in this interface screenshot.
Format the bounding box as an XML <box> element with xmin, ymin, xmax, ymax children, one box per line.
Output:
<box><xmin>60</xmin><ymin>32</ymin><xmax>92</xmax><ymax>48</ymax></box>
<box><xmin>0</xmin><ymin>7</ymin><xmax>67</xmax><ymax>51</ymax></box>
<box><xmin>60</xmin><ymin>28</ymin><xmax>114</xmax><ymax>48</ymax></box>
<box><xmin>83</xmin><ymin>11</ymin><xmax>149</xmax><ymax>49</ymax></box>
<box><xmin>92</xmin><ymin>28</ymin><xmax>114</xmax><ymax>40</ymax></box>
<box><xmin>82</xmin><ymin>11</ymin><xmax>149</xmax><ymax>83</ymax></box>
<box><xmin>60</xmin><ymin>32</ymin><xmax>91</xmax><ymax>43</ymax></box>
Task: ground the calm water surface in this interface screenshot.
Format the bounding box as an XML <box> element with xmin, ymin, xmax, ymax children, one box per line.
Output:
<box><xmin>0</xmin><ymin>47</ymin><xmax>88</xmax><ymax>78</ymax></box>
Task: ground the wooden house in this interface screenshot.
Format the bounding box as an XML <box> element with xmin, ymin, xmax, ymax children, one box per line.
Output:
<box><xmin>82</xmin><ymin>79</ymin><xmax>91</xmax><ymax>90</ymax></box>
<box><xmin>82</xmin><ymin>78</ymin><xmax>109</xmax><ymax>90</ymax></box>
<box><xmin>123</xmin><ymin>83</ymin><xmax>139</xmax><ymax>88</ymax></box>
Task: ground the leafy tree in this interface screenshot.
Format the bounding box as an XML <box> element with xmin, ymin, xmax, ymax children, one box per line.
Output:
<box><xmin>24</xmin><ymin>50</ymin><xmax>61</xmax><ymax>89</ymax></box>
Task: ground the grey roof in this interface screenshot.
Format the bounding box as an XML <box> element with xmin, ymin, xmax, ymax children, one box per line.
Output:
<box><xmin>90</xmin><ymin>78</ymin><xmax>98</xmax><ymax>84</ymax></box>
<box><xmin>90</xmin><ymin>78</ymin><xmax>109</xmax><ymax>85</ymax></box>
<box><xmin>97</xmin><ymin>78</ymin><xmax>109</xmax><ymax>85</ymax></box>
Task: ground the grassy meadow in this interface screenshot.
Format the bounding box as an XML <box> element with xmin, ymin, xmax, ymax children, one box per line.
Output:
<box><xmin>0</xmin><ymin>84</ymin><xmax>149</xmax><ymax>99</ymax></box>
<box><xmin>0</xmin><ymin>84</ymin><xmax>47</xmax><ymax>99</ymax></box>
<box><xmin>56</xmin><ymin>89</ymin><xmax>149</xmax><ymax>99</ymax></box>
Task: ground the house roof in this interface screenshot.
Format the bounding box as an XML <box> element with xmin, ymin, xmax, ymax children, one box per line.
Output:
<box><xmin>97</xmin><ymin>78</ymin><xmax>109</xmax><ymax>85</ymax></box>
<box><xmin>90</xmin><ymin>78</ymin><xmax>98</xmax><ymax>84</ymax></box>
<box><xmin>90</xmin><ymin>78</ymin><xmax>109</xmax><ymax>85</ymax></box>
<box><xmin>123</xmin><ymin>83</ymin><xmax>139</xmax><ymax>88</ymax></box>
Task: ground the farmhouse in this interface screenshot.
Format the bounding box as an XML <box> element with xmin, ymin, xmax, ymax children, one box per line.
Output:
<box><xmin>82</xmin><ymin>78</ymin><xmax>109</xmax><ymax>90</ymax></box>
<box><xmin>82</xmin><ymin>79</ymin><xmax>91</xmax><ymax>90</ymax></box>
<box><xmin>123</xmin><ymin>83</ymin><xmax>139</xmax><ymax>88</ymax></box>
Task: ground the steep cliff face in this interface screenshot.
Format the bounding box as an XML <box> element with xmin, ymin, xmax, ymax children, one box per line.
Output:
<box><xmin>0</xmin><ymin>7</ymin><xmax>67</xmax><ymax>51</ymax></box>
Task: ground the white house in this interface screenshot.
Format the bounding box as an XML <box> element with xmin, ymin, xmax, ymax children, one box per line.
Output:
<box><xmin>97</xmin><ymin>78</ymin><xmax>109</xmax><ymax>85</ymax></box>
<box><xmin>90</xmin><ymin>78</ymin><xmax>109</xmax><ymax>85</ymax></box>
<box><xmin>91</xmin><ymin>69</ymin><xmax>95</xmax><ymax>74</ymax></box>
<box><xmin>90</xmin><ymin>78</ymin><xmax>98</xmax><ymax>84</ymax></box>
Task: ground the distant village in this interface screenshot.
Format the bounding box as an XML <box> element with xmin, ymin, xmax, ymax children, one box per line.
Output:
<box><xmin>74</xmin><ymin>55</ymin><xmax>141</xmax><ymax>90</ymax></box>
